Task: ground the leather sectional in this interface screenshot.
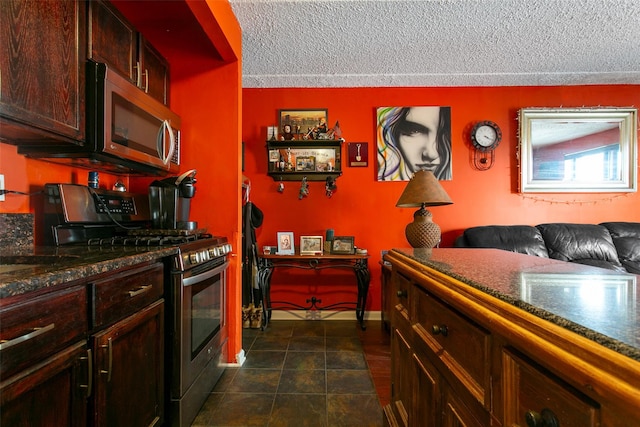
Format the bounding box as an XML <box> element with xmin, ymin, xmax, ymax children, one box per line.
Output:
<box><xmin>454</xmin><ymin>222</ymin><xmax>640</xmax><ymax>274</ymax></box>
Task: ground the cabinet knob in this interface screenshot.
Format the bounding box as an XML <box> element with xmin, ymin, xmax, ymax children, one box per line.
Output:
<box><xmin>431</xmin><ymin>324</ymin><xmax>448</xmax><ymax>336</ymax></box>
<box><xmin>525</xmin><ymin>408</ymin><xmax>559</xmax><ymax>427</ymax></box>
<box><xmin>396</xmin><ymin>290</ymin><xmax>408</xmax><ymax>298</ymax></box>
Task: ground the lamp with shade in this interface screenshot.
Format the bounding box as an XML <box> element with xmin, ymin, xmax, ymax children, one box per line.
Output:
<box><xmin>396</xmin><ymin>170</ymin><xmax>453</xmax><ymax>248</ymax></box>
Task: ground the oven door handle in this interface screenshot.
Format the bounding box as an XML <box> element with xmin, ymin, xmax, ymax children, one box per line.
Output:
<box><xmin>182</xmin><ymin>261</ymin><xmax>229</xmax><ymax>287</ymax></box>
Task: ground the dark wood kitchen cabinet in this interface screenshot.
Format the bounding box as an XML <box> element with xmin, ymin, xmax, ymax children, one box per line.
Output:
<box><xmin>0</xmin><ymin>0</ymin><xmax>86</xmax><ymax>145</ymax></box>
<box><xmin>0</xmin><ymin>285</ymin><xmax>90</xmax><ymax>427</ymax></box>
<box><xmin>89</xmin><ymin>262</ymin><xmax>165</xmax><ymax>427</ymax></box>
<box><xmin>0</xmin><ymin>260</ymin><xmax>165</xmax><ymax>427</ymax></box>
<box><xmin>91</xmin><ymin>301</ymin><xmax>164</xmax><ymax>427</ymax></box>
<box><xmin>88</xmin><ymin>0</ymin><xmax>169</xmax><ymax>105</ymax></box>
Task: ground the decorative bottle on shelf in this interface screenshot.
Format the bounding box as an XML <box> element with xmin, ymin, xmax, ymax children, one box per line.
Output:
<box><xmin>279</xmin><ymin>155</ymin><xmax>285</xmax><ymax>171</ymax></box>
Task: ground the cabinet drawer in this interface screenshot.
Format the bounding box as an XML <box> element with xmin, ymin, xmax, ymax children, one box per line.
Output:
<box><xmin>0</xmin><ymin>285</ymin><xmax>87</xmax><ymax>379</ymax></box>
<box><xmin>503</xmin><ymin>349</ymin><xmax>599</xmax><ymax>427</ymax></box>
<box><xmin>413</xmin><ymin>284</ymin><xmax>490</xmax><ymax>405</ymax></box>
<box><xmin>392</xmin><ymin>270</ymin><xmax>411</xmax><ymax>322</ymax></box>
<box><xmin>90</xmin><ymin>262</ymin><xmax>163</xmax><ymax>329</ymax></box>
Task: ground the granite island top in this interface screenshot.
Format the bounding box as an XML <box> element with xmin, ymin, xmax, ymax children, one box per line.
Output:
<box><xmin>0</xmin><ymin>245</ymin><xmax>178</xmax><ymax>300</ymax></box>
<box><xmin>391</xmin><ymin>248</ymin><xmax>640</xmax><ymax>361</ymax></box>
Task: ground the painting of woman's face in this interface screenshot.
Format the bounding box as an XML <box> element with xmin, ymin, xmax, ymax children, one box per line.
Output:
<box><xmin>396</xmin><ymin>107</ymin><xmax>441</xmax><ymax>175</ymax></box>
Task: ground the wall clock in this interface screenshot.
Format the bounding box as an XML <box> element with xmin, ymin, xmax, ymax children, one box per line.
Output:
<box><xmin>470</xmin><ymin>120</ymin><xmax>501</xmax><ymax>170</ymax></box>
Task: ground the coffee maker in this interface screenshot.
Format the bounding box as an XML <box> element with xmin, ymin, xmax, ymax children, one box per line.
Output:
<box><xmin>148</xmin><ymin>169</ymin><xmax>197</xmax><ymax>230</ymax></box>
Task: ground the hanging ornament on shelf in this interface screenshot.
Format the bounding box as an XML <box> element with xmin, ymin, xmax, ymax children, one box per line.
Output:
<box><xmin>325</xmin><ymin>176</ymin><xmax>337</xmax><ymax>198</ymax></box>
<box><xmin>298</xmin><ymin>177</ymin><xmax>309</xmax><ymax>199</ymax></box>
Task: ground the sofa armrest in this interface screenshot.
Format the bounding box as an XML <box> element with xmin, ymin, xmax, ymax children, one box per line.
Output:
<box><xmin>536</xmin><ymin>223</ymin><xmax>624</xmax><ymax>271</ymax></box>
<box><xmin>601</xmin><ymin>222</ymin><xmax>640</xmax><ymax>273</ymax></box>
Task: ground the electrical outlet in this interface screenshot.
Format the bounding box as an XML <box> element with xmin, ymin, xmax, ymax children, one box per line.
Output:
<box><xmin>0</xmin><ymin>174</ymin><xmax>4</xmax><ymax>202</ymax></box>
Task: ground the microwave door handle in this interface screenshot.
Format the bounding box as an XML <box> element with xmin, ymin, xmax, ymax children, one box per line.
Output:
<box><xmin>157</xmin><ymin>120</ymin><xmax>176</xmax><ymax>165</ymax></box>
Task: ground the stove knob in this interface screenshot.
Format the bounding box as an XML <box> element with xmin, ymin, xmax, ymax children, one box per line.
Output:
<box><xmin>189</xmin><ymin>252</ymin><xmax>200</xmax><ymax>264</ymax></box>
<box><xmin>213</xmin><ymin>247</ymin><xmax>220</xmax><ymax>256</ymax></box>
<box><xmin>202</xmin><ymin>250</ymin><xmax>210</xmax><ymax>261</ymax></box>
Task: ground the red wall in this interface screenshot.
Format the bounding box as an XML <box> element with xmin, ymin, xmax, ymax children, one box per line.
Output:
<box><xmin>241</xmin><ymin>86</ymin><xmax>640</xmax><ymax>313</ymax></box>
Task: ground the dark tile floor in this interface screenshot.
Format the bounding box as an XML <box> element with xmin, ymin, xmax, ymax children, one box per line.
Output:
<box><xmin>192</xmin><ymin>319</ymin><xmax>391</xmax><ymax>427</ymax></box>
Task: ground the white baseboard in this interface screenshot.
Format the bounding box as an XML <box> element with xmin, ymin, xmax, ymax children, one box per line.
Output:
<box><xmin>268</xmin><ymin>310</ymin><xmax>381</xmax><ymax>321</ymax></box>
<box><xmin>221</xmin><ymin>348</ymin><xmax>246</xmax><ymax>368</ymax></box>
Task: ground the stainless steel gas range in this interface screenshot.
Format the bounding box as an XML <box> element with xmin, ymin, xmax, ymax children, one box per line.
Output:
<box><xmin>43</xmin><ymin>183</ymin><xmax>231</xmax><ymax>427</ymax></box>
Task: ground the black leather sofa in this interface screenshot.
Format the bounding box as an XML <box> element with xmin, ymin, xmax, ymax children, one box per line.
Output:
<box><xmin>454</xmin><ymin>222</ymin><xmax>640</xmax><ymax>274</ymax></box>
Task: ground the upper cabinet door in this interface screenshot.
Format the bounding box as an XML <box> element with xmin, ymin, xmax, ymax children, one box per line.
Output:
<box><xmin>0</xmin><ymin>0</ymin><xmax>86</xmax><ymax>145</ymax></box>
<box><xmin>88</xmin><ymin>0</ymin><xmax>136</xmax><ymax>83</ymax></box>
<box><xmin>89</xmin><ymin>0</ymin><xmax>169</xmax><ymax>105</ymax></box>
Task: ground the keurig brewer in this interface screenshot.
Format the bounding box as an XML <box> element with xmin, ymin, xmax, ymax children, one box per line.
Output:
<box><xmin>149</xmin><ymin>169</ymin><xmax>197</xmax><ymax>230</ymax></box>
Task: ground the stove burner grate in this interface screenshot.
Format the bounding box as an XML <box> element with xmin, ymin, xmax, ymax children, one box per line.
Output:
<box><xmin>86</xmin><ymin>233</ymin><xmax>212</xmax><ymax>247</ymax></box>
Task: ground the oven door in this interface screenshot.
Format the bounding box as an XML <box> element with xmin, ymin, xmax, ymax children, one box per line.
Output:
<box><xmin>173</xmin><ymin>260</ymin><xmax>228</xmax><ymax>396</ymax></box>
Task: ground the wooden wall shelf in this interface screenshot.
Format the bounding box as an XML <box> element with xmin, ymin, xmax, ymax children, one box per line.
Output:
<box><xmin>266</xmin><ymin>139</ymin><xmax>343</xmax><ymax>181</ymax></box>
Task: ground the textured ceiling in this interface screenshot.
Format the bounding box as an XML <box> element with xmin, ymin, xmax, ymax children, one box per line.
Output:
<box><xmin>229</xmin><ymin>0</ymin><xmax>640</xmax><ymax>88</ymax></box>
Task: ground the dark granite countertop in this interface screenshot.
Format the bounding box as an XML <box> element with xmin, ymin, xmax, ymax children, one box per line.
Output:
<box><xmin>0</xmin><ymin>245</ymin><xmax>178</xmax><ymax>300</ymax></box>
<box><xmin>391</xmin><ymin>248</ymin><xmax>640</xmax><ymax>361</ymax></box>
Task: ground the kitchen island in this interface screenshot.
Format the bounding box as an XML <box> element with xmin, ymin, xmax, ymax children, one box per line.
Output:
<box><xmin>383</xmin><ymin>248</ymin><xmax>640</xmax><ymax>427</ymax></box>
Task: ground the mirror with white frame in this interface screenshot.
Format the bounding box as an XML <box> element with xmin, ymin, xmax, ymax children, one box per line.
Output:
<box><xmin>518</xmin><ymin>108</ymin><xmax>637</xmax><ymax>193</ymax></box>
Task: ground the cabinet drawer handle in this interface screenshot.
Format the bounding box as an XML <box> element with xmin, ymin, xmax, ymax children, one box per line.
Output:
<box><xmin>79</xmin><ymin>348</ymin><xmax>93</xmax><ymax>397</ymax></box>
<box><xmin>396</xmin><ymin>290</ymin><xmax>408</xmax><ymax>298</ymax></box>
<box><xmin>148</xmin><ymin>416</ymin><xmax>160</xmax><ymax>427</ymax></box>
<box><xmin>100</xmin><ymin>338</ymin><xmax>113</xmax><ymax>382</ymax></box>
<box><xmin>431</xmin><ymin>324</ymin><xmax>448</xmax><ymax>337</ymax></box>
<box><xmin>0</xmin><ymin>323</ymin><xmax>55</xmax><ymax>351</ymax></box>
<box><xmin>525</xmin><ymin>408</ymin><xmax>559</xmax><ymax>427</ymax></box>
<box><xmin>129</xmin><ymin>285</ymin><xmax>152</xmax><ymax>297</ymax></box>
<box><xmin>143</xmin><ymin>69</ymin><xmax>149</xmax><ymax>93</ymax></box>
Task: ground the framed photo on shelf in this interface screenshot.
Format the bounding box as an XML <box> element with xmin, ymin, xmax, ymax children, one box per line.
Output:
<box><xmin>279</xmin><ymin>109</ymin><xmax>328</xmax><ymax>137</ymax></box>
<box><xmin>277</xmin><ymin>232</ymin><xmax>295</xmax><ymax>255</ymax></box>
<box><xmin>330</xmin><ymin>236</ymin><xmax>355</xmax><ymax>255</ymax></box>
<box><xmin>300</xmin><ymin>235</ymin><xmax>323</xmax><ymax>255</ymax></box>
<box><xmin>296</xmin><ymin>156</ymin><xmax>316</xmax><ymax>171</ymax></box>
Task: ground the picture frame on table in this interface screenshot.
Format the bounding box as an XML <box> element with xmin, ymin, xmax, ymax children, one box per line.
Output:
<box><xmin>330</xmin><ymin>236</ymin><xmax>355</xmax><ymax>255</ymax></box>
<box><xmin>277</xmin><ymin>232</ymin><xmax>295</xmax><ymax>255</ymax></box>
<box><xmin>300</xmin><ymin>235</ymin><xmax>323</xmax><ymax>255</ymax></box>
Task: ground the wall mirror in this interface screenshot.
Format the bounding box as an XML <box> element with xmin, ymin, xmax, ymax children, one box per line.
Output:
<box><xmin>519</xmin><ymin>108</ymin><xmax>637</xmax><ymax>193</ymax></box>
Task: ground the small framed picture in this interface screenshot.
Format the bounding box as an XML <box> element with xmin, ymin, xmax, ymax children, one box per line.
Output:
<box><xmin>277</xmin><ymin>232</ymin><xmax>295</xmax><ymax>255</ymax></box>
<box><xmin>330</xmin><ymin>236</ymin><xmax>355</xmax><ymax>255</ymax></box>
<box><xmin>267</xmin><ymin>126</ymin><xmax>278</xmax><ymax>140</ymax></box>
<box><xmin>296</xmin><ymin>156</ymin><xmax>316</xmax><ymax>171</ymax></box>
<box><xmin>300</xmin><ymin>235</ymin><xmax>323</xmax><ymax>255</ymax></box>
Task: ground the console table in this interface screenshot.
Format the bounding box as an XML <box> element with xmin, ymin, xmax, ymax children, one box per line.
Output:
<box><xmin>256</xmin><ymin>251</ymin><xmax>370</xmax><ymax>329</ymax></box>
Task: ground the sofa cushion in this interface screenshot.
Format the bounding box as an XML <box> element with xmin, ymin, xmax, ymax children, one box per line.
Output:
<box><xmin>462</xmin><ymin>225</ymin><xmax>549</xmax><ymax>257</ymax></box>
<box><xmin>600</xmin><ymin>222</ymin><xmax>640</xmax><ymax>274</ymax></box>
<box><xmin>536</xmin><ymin>223</ymin><xmax>625</xmax><ymax>272</ymax></box>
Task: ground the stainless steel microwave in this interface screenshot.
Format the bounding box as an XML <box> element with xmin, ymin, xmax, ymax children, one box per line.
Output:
<box><xmin>19</xmin><ymin>61</ymin><xmax>180</xmax><ymax>175</ymax></box>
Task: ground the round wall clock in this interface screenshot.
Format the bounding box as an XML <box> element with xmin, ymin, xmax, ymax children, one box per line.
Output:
<box><xmin>470</xmin><ymin>121</ymin><xmax>502</xmax><ymax>170</ymax></box>
<box><xmin>471</xmin><ymin>121</ymin><xmax>502</xmax><ymax>151</ymax></box>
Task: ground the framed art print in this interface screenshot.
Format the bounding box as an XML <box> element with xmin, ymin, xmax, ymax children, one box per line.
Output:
<box><xmin>348</xmin><ymin>143</ymin><xmax>368</xmax><ymax>167</ymax></box>
<box><xmin>279</xmin><ymin>109</ymin><xmax>328</xmax><ymax>137</ymax></box>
